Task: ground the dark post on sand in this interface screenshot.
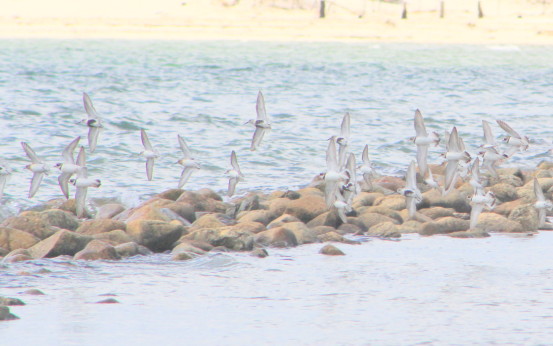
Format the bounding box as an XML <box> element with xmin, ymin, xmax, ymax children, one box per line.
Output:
<box><xmin>319</xmin><ymin>0</ymin><xmax>326</xmax><ymax>18</ymax></box>
<box><xmin>478</xmin><ymin>1</ymin><xmax>484</xmax><ymax>18</ymax></box>
<box><xmin>401</xmin><ymin>2</ymin><xmax>407</xmax><ymax>19</ymax></box>
<box><xmin>439</xmin><ymin>1</ymin><xmax>444</xmax><ymax>18</ymax></box>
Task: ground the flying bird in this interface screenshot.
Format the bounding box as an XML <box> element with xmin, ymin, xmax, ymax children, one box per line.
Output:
<box><xmin>469</xmin><ymin>189</ymin><xmax>496</xmax><ymax>229</ymax></box>
<box><xmin>71</xmin><ymin>167</ymin><xmax>101</xmax><ymax>218</ymax></box>
<box><xmin>534</xmin><ymin>178</ymin><xmax>553</xmax><ymax>228</ymax></box>
<box><xmin>497</xmin><ymin>120</ymin><xmax>529</xmax><ymax>157</ymax></box>
<box><xmin>443</xmin><ymin>127</ymin><xmax>471</xmax><ymax>195</ymax></box>
<box><xmin>0</xmin><ymin>162</ymin><xmax>11</xmax><ymax>199</ymax></box>
<box><xmin>247</xmin><ymin>91</ymin><xmax>271</xmax><ymax>151</ymax></box>
<box><xmin>358</xmin><ymin>144</ymin><xmax>375</xmax><ymax>189</ymax></box>
<box><xmin>176</xmin><ymin>135</ymin><xmax>201</xmax><ymax>188</ymax></box>
<box><xmin>21</xmin><ymin>142</ymin><xmax>50</xmax><ymax>198</ymax></box>
<box><xmin>82</xmin><ymin>92</ymin><xmax>104</xmax><ymax>153</ymax></box>
<box><xmin>412</xmin><ymin>109</ymin><xmax>439</xmax><ymax>178</ymax></box>
<box><xmin>398</xmin><ymin>160</ymin><xmax>422</xmax><ymax>219</ymax></box>
<box><xmin>55</xmin><ymin>137</ymin><xmax>84</xmax><ymax>199</ymax></box>
<box><xmin>140</xmin><ymin>129</ymin><xmax>159</xmax><ymax>181</ymax></box>
<box><xmin>226</xmin><ymin>150</ymin><xmax>244</xmax><ymax>197</ymax></box>
<box><xmin>324</xmin><ymin>138</ymin><xmax>349</xmax><ymax>208</ymax></box>
<box><xmin>337</xmin><ymin>112</ymin><xmax>351</xmax><ymax>169</ymax></box>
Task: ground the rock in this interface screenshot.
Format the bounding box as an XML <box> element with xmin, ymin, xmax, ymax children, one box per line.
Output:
<box><xmin>0</xmin><ymin>306</ymin><xmax>19</xmax><ymax>321</ymax></box>
<box><xmin>319</xmin><ymin>244</ymin><xmax>345</xmax><ymax>256</ymax></box>
<box><xmin>0</xmin><ymin>297</ymin><xmax>25</xmax><ymax>306</ymax></box>
<box><xmin>306</xmin><ymin>211</ymin><xmax>341</xmax><ymax>228</ymax></box>
<box><xmin>358</xmin><ymin>206</ymin><xmax>403</xmax><ymax>223</ymax></box>
<box><xmin>176</xmin><ymin>191</ymin><xmax>226</xmax><ymax>213</ymax></box>
<box><xmin>351</xmin><ymin>192</ymin><xmax>384</xmax><ymax>209</ymax></box>
<box><xmin>1</xmin><ymin>249</ymin><xmax>33</xmax><ymax>263</ymax></box>
<box><xmin>420</xmin><ymin>189</ymin><xmax>470</xmax><ymax>213</ymax></box>
<box><xmin>114</xmin><ymin>242</ymin><xmax>152</xmax><ymax>257</ymax></box>
<box><xmin>95</xmin><ymin>203</ymin><xmax>125</xmax><ymax>219</ymax></box>
<box><xmin>23</xmin><ymin>289</ymin><xmax>45</xmax><ymax>295</ymax></box>
<box><xmin>172</xmin><ymin>242</ymin><xmax>207</xmax><ymax>255</ymax></box>
<box><xmin>1</xmin><ymin>210</ymin><xmax>79</xmax><ymax>239</ymax></box>
<box><xmin>0</xmin><ymin>246</ymin><xmax>7</xmax><ymax>257</ymax></box>
<box><xmin>250</xmin><ymin>248</ymin><xmax>269</xmax><ymax>258</ymax></box>
<box><xmin>92</xmin><ymin>229</ymin><xmax>133</xmax><ymax>245</ymax></box>
<box><xmin>373</xmin><ymin>176</ymin><xmax>405</xmax><ymax>192</ymax></box>
<box><xmin>489</xmin><ymin>172</ymin><xmax>524</xmax><ymax>187</ymax></box>
<box><xmin>27</xmin><ymin>230</ymin><xmax>93</xmax><ymax>259</ymax></box>
<box><xmin>537</xmin><ymin>161</ymin><xmax>553</xmax><ymax>170</ymax></box>
<box><xmin>310</xmin><ymin>225</ymin><xmax>336</xmax><ymax>236</ymax></box>
<box><xmin>317</xmin><ymin>231</ymin><xmax>348</xmax><ymax>243</ymax></box>
<box><xmin>489</xmin><ymin>183</ymin><xmax>519</xmax><ymax>203</ymax></box>
<box><xmin>373</xmin><ymin>195</ymin><xmax>406</xmax><ymax>211</ymax></box>
<box><xmin>74</xmin><ymin>240</ymin><xmax>121</xmax><ymax>261</ymax></box>
<box><xmin>296</xmin><ymin>187</ymin><xmax>325</xmax><ymax>198</ymax></box>
<box><xmin>231</xmin><ymin>222</ymin><xmax>266</xmax><ymax>234</ymax></box>
<box><xmin>126</xmin><ymin>220</ymin><xmax>185</xmax><ymax>252</ymax></box>
<box><xmin>96</xmin><ymin>298</ymin><xmax>119</xmax><ymax>304</ymax></box>
<box><xmin>125</xmin><ymin>200</ymin><xmax>173</xmax><ymax>223</ymax></box>
<box><xmin>357</xmin><ymin>213</ymin><xmax>398</xmax><ymax>232</ymax></box>
<box><xmin>163</xmin><ymin>202</ymin><xmax>196</xmax><ymax>223</ymax></box>
<box><xmin>493</xmin><ymin>199</ymin><xmax>523</xmax><ymax>216</ymax></box>
<box><xmin>398</xmin><ymin>220</ymin><xmax>423</xmax><ymax>233</ymax></box>
<box><xmin>285</xmin><ymin>195</ymin><xmax>327</xmax><ymax>223</ymax></box>
<box><xmin>267</xmin><ymin>214</ymin><xmax>301</xmax><ymax>229</ymax></box>
<box><xmin>172</xmin><ymin>252</ymin><xmax>199</xmax><ymax>261</ymax></box>
<box><xmin>236</xmin><ymin>193</ymin><xmax>261</xmax><ymax>212</ymax></box>
<box><xmin>419</xmin><ymin>217</ymin><xmax>470</xmax><ymax>236</ymax></box>
<box><xmin>367</xmin><ymin>222</ymin><xmax>401</xmax><ymax>238</ymax></box>
<box><xmin>280</xmin><ymin>222</ymin><xmax>318</xmax><ymax>245</ymax></box>
<box><xmin>157</xmin><ymin>188</ymin><xmax>185</xmax><ymax>201</ymax></box>
<box><xmin>197</xmin><ymin>188</ymin><xmax>223</xmax><ymax>201</ymax></box>
<box><xmin>448</xmin><ymin>229</ymin><xmax>490</xmax><ymax>238</ymax></box>
<box><xmin>418</xmin><ymin>207</ymin><xmax>455</xmax><ymax>220</ymax></box>
<box><xmin>237</xmin><ymin>210</ymin><xmax>269</xmax><ymax>225</ymax></box>
<box><xmin>183</xmin><ymin>227</ymin><xmax>254</xmax><ymax>251</ymax></box>
<box><xmin>337</xmin><ymin>223</ymin><xmax>362</xmax><ymax>235</ymax></box>
<box><xmin>508</xmin><ymin>203</ymin><xmax>539</xmax><ymax>232</ymax></box>
<box><xmin>254</xmin><ymin>227</ymin><xmax>298</xmax><ymax>248</ymax></box>
<box><xmin>475</xmin><ymin>212</ymin><xmax>525</xmax><ymax>233</ymax></box>
<box><xmin>191</xmin><ymin>213</ymin><xmax>235</xmax><ymax>230</ymax></box>
<box><xmin>534</xmin><ymin>169</ymin><xmax>553</xmax><ymax>179</ymax></box>
<box><xmin>0</xmin><ymin>227</ymin><xmax>40</xmax><ymax>251</ymax></box>
<box><xmin>76</xmin><ymin>219</ymin><xmax>127</xmax><ymax>235</ymax></box>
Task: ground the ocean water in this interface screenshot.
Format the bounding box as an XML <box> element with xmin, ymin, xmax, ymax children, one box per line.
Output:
<box><xmin>1</xmin><ymin>41</ymin><xmax>553</xmax><ymax>344</ymax></box>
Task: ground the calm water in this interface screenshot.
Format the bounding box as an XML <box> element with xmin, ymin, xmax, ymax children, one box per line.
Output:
<box><xmin>1</xmin><ymin>41</ymin><xmax>553</xmax><ymax>344</ymax></box>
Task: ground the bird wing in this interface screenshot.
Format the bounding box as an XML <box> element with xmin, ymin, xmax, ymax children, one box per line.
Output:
<box><xmin>362</xmin><ymin>144</ymin><xmax>370</xmax><ymax>164</ymax></box>
<box><xmin>62</xmin><ymin>136</ymin><xmax>80</xmax><ymax>163</ymax></box>
<box><xmin>58</xmin><ymin>172</ymin><xmax>72</xmax><ymax>199</ymax></box>
<box><xmin>256</xmin><ymin>90</ymin><xmax>267</xmax><ymax>122</ymax></box>
<box><xmin>346</xmin><ymin>153</ymin><xmax>357</xmax><ymax>194</ymax></box>
<box><xmin>416</xmin><ymin>144</ymin><xmax>429</xmax><ymax>179</ymax></box>
<box><xmin>250</xmin><ymin>127</ymin><xmax>266</xmax><ymax>151</ymax></box>
<box><xmin>141</xmin><ymin>129</ymin><xmax>153</xmax><ymax>151</ymax></box>
<box><xmin>178</xmin><ymin>167</ymin><xmax>195</xmax><ymax>188</ymax></box>
<box><xmin>324</xmin><ymin>180</ymin><xmax>338</xmax><ymax>208</ymax></box>
<box><xmin>448</xmin><ymin>127</ymin><xmax>460</xmax><ymax>152</ymax></box>
<box><xmin>75</xmin><ymin>185</ymin><xmax>88</xmax><ymax>218</ymax></box>
<box><xmin>414</xmin><ymin>109</ymin><xmax>428</xmax><ymax>137</ymax></box>
<box><xmin>406</xmin><ymin>160</ymin><xmax>417</xmax><ymax>189</ymax></box>
<box><xmin>326</xmin><ymin>139</ymin><xmax>338</xmax><ymax>172</ymax></box>
<box><xmin>77</xmin><ymin>166</ymin><xmax>89</xmax><ymax>179</ymax></box>
<box><xmin>28</xmin><ymin>172</ymin><xmax>44</xmax><ymax>198</ymax></box>
<box><xmin>444</xmin><ymin>160</ymin><xmax>459</xmax><ymax>194</ymax></box>
<box><xmin>178</xmin><ymin>135</ymin><xmax>191</xmax><ymax>159</ymax></box>
<box><xmin>146</xmin><ymin>158</ymin><xmax>154</xmax><ymax>181</ymax></box>
<box><xmin>340</xmin><ymin>112</ymin><xmax>350</xmax><ymax>140</ymax></box>
<box><xmin>497</xmin><ymin>120</ymin><xmax>521</xmax><ymax>139</ymax></box>
<box><xmin>21</xmin><ymin>142</ymin><xmax>41</xmax><ymax>163</ymax></box>
<box><xmin>0</xmin><ymin>175</ymin><xmax>6</xmax><ymax>199</ymax></box>
<box><xmin>83</xmin><ymin>92</ymin><xmax>99</xmax><ymax>119</ymax></box>
<box><xmin>482</xmin><ymin>120</ymin><xmax>495</xmax><ymax>146</ymax></box>
<box><xmin>538</xmin><ymin>209</ymin><xmax>546</xmax><ymax>228</ymax></box>
<box><xmin>230</xmin><ymin>150</ymin><xmax>242</xmax><ymax>175</ymax></box>
<box><xmin>88</xmin><ymin>127</ymin><xmax>100</xmax><ymax>153</ymax></box>
<box><xmin>469</xmin><ymin>203</ymin><xmax>484</xmax><ymax>229</ymax></box>
<box><xmin>406</xmin><ymin>196</ymin><xmax>416</xmax><ymax>219</ymax></box>
<box><xmin>227</xmin><ymin>177</ymin><xmax>238</xmax><ymax>197</ymax></box>
<box><xmin>534</xmin><ymin>178</ymin><xmax>545</xmax><ymax>202</ymax></box>
<box><xmin>76</xmin><ymin>146</ymin><xmax>86</xmax><ymax>167</ymax></box>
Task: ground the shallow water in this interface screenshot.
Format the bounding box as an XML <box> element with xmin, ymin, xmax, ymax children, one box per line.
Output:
<box><xmin>0</xmin><ymin>41</ymin><xmax>553</xmax><ymax>216</ymax></box>
<box><xmin>2</xmin><ymin>232</ymin><xmax>553</xmax><ymax>345</ymax></box>
<box><xmin>1</xmin><ymin>41</ymin><xmax>553</xmax><ymax>344</ymax></box>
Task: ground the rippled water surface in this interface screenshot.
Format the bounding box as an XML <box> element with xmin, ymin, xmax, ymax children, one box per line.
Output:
<box><xmin>1</xmin><ymin>41</ymin><xmax>553</xmax><ymax>344</ymax></box>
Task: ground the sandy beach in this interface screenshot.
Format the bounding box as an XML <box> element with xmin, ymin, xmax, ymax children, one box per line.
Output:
<box><xmin>0</xmin><ymin>0</ymin><xmax>552</xmax><ymax>44</ymax></box>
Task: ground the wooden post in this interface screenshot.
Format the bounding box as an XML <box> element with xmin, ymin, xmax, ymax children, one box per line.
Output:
<box><xmin>439</xmin><ymin>1</ymin><xmax>444</xmax><ymax>18</ymax></box>
<box><xmin>402</xmin><ymin>2</ymin><xmax>407</xmax><ymax>19</ymax></box>
<box><xmin>319</xmin><ymin>0</ymin><xmax>326</xmax><ymax>18</ymax></box>
<box><xmin>478</xmin><ymin>1</ymin><xmax>484</xmax><ymax>18</ymax></box>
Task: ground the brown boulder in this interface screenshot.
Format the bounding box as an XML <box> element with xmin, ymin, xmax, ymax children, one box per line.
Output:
<box><xmin>183</xmin><ymin>227</ymin><xmax>254</xmax><ymax>251</ymax></box>
<box><xmin>285</xmin><ymin>195</ymin><xmax>327</xmax><ymax>223</ymax></box>
<box><xmin>398</xmin><ymin>220</ymin><xmax>423</xmax><ymax>233</ymax></box>
<box><xmin>448</xmin><ymin>229</ymin><xmax>490</xmax><ymax>238</ymax></box>
<box><xmin>27</xmin><ymin>230</ymin><xmax>93</xmax><ymax>258</ymax></box>
<box><xmin>76</xmin><ymin>219</ymin><xmax>127</xmax><ymax>235</ymax></box>
<box><xmin>418</xmin><ymin>207</ymin><xmax>455</xmax><ymax>220</ymax></box>
<box><xmin>508</xmin><ymin>203</ymin><xmax>539</xmax><ymax>232</ymax></box>
<box><xmin>0</xmin><ymin>306</ymin><xmax>19</xmax><ymax>321</ymax></box>
<box><xmin>474</xmin><ymin>212</ymin><xmax>524</xmax><ymax>233</ymax></box>
<box><xmin>280</xmin><ymin>222</ymin><xmax>318</xmax><ymax>245</ymax></box>
<box><xmin>267</xmin><ymin>214</ymin><xmax>301</xmax><ymax>229</ymax></box>
<box><xmin>114</xmin><ymin>242</ymin><xmax>152</xmax><ymax>258</ymax></box>
<box><xmin>191</xmin><ymin>213</ymin><xmax>235</xmax><ymax>230</ymax></box>
<box><xmin>358</xmin><ymin>206</ymin><xmax>403</xmax><ymax>223</ymax></box>
<box><xmin>74</xmin><ymin>240</ymin><xmax>121</xmax><ymax>261</ymax></box>
<box><xmin>0</xmin><ymin>227</ymin><xmax>40</xmax><ymax>251</ymax></box>
<box><xmin>306</xmin><ymin>211</ymin><xmax>341</xmax><ymax>228</ymax></box>
<box><xmin>420</xmin><ymin>189</ymin><xmax>470</xmax><ymax>213</ymax></box>
<box><xmin>493</xmin><ymin>199</ymin><xmax>523</xmax><ymax>216</ymax></box>
<box><xmin>163</xmin><ymin>202</ymin><xmax>196</xmax><ymax>223</ymax></box>
<box><xmin>95</xmin><ymin>203</ymin><xmax>125</xmax><ymax>219</ymax></box>
<box><xmin>92</xmin><ymin>229</ymin><xmax>133</xmax><ymax>245</ymax></box>
<box><xmin>419</xmin><ymin>217</ymin><xmax>470</xmax><ymax>236</ymax></box>
<box><xmin>490</xmin><ymin>183</ymin><xmax>519</xmax><ymax>203</ymax></box>
<box><xmin>231</xmin><ymin>222</ymin><xmax>266</xmax><ymax>234</ymax></box>
<box><xmin>357</xmin><ymin>213</ymin><xmax>398</xmax><ymax>232</ymax></box>
<box><xmin>310</xmin><ymin>225</ymin><xmax>336</xmax><ymax>236</ymax></box>
<box><xmin>157</xmin><ymin>188</ymin><xmax>185</xmax><ymax>201</ymax></box>
<box><xmin>1</xmin><ymin>210</ymin><xmax>79</xmax><ymax>239</ymax></box>
<box><xmin>373</xmin><ymin>195</ymin><xmax>406</xmax><ymax>211</ymax></box>
<box><xmin>176</xmin><ymin>191</ymin><xmax>227</xmax><ymax>212</ymax></box>
<box><xmin>172</xmin><ymin>242</ymin><xmax>207</xmax><ymax>256</ymax></box>
<box><xmin>367</xmin><ymin>222</ymin><xmax>401</xmax><ymax>238</ymax></box>
<box><xmin>319</xmin><ymin>244</ymin><xmax>345</xmax><ymax>256</ymax></box>
<box><xmin>125</xmin><ymin>200</ymin><xmax>173</xmax><ymax>223</ymax></box>
<box><xmin>237</xmin><ymin>210</ymin><xmax>269</xmax><ymax>225</ymax></box>
<box><xmin>254</xmin><ymin>227</ymin><xmax>298</xmax><ymax>248</ymax></box>
<box><xmin>352</xmin><ymin>192</ymin><xmax>384</xmax><ymax>209</ymax></box>
<box><xmin>126</xmin><ymin>220</ymin><xmax>185</xmax><ymax>252</ymax></box>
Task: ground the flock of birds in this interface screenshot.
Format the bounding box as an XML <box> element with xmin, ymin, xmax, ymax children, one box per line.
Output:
<box><xmin>0</xmin><ymin>91</ymin><xmax>551</xmax><ymax>230</ymax></box>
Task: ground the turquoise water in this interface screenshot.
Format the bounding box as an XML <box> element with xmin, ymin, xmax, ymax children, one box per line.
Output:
<box><xmin>1</xmin><ymin>41</ymin><xmax>553</xmax><ymax>344</ymax></box>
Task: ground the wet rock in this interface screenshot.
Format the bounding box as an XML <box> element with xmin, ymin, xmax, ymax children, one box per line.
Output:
<box><xmin>351</xmin><ymin>192</ymin><xmax>384</xmax><ymax>209</ymax></box>
<box><xmin>493</xmin><ymin>199</ymin><xmax>523</xmax><ymax>217</ymax></box>
<box><xmin>357</xmin><ymin>213</ymin><xmax>398</xmax><ymax>232</ymax></box>
<box><xmin>309</xmin><ymin>226</ymin><xmax>336</xmax><ymax>236</ymax></box>
<box><xmin>319</xmin><ymin>244</ymin><xmax>345</xmax><ymax>256</ymax></box>
<box><xmin>266</xmin><ymin>214</ymin><xmax>301</xmax><ymax>229</ymax></box>
<box><xmin>92</xmin><ymin>229</ymin><xmax>133</xmax><ymax>245</ymax></box>
<box><xmin>0</xmin><ymin>246</ymin><xmax>7</xmax><ymax>257</ymax></box>
<box><xmin>374</xmin><ymin>176</ymin><xmax>405</xmax><ymax>192</ymax></box>
<box><xmin>489</xmin><ymin>172</ymin><xmax>524</xmax><ymax>187</ymax></box>
<box><xmin>236</xmin><ymin>193</ymin><xmax>261</xmax><ymax>212</ymax></box>
<box><xmin>418</xmin><ymin>207</ymin><xmax>455</xmax><ymax>220</ymax></box>
<box><xmin>23</xmin><ymin>289</ymin><xmax>45</xmax><ymax>295</ymax></box>
<box><xmin>280</xmin><ymin>222</ymin><xmax>318</xmax><ymax>245</ymax></box>
<box><xmin>75</xmin><ymin>219</ymin><xmax>127</xmax><ymax>235</ymax></box>
<box><xmin>172</xmin><ymin>242</ymin><xmax>207</xmax><ymax>256</ymax></box>
<box><xmin>490</xmin><ymin>183</ymin><xmax>519</xmax><ymax>203</ymax></box>
<box><xmin>508</xmin><ymin>203</ymin><xmax>539</xmax><ymax>232</ymax></box>
<box><xmin>1</xmin><ymin>249</ymin><xmax>33</xmax><ymax>263</ymax></box>
<box><xmin>197</xmin><ymin>188</ymin><xmax>223</xmax><ymax>202</ymax></box>
<box><xmin>183</xmin><ymin>227</ymin><xmax>254</xmax><ymax>251</ymax></box>
<box><xmin>125</xmin><ymin>200</ymin><xmax>173</xmax><ymax>223</ymax></box>
<box><xmin>367</xmin><ymin>222</ymin><xmax>401</xmax><ymax>238</ymax></box>
<box><xmin>172</xmin><ymin>252</ymin><xmax>199</xmax><ymax>261</ymax></box>
<box><xmin>191</xmin><ymin>213</ymin><xmax>236</xmax><ymax>230</ymax></box>
<box><xmin>0</xmin><ymin>227</ymin><xmax>40</xmax><ymax>251</ymax></box>
<box><xmin>114</xmin><ymin>242</ymin><xmax>152</xmax><ymax>258</ymax></box>
<box><xmin>534</xmin><ymin>169</ymin><xmax>553</xmax><ymax>179</ymax></box>
<box><xmin>398</xmin><ymin>220</ymin><xmax>423</xmax><ymax>233</ymax></box>
<box><xmin>285</xmin><ymin>195</ymin><xmax>327</xmax><ymax>223</ymax></box>
<box><xmin>95</xmin><ymin>203</ymin><xmax>125</xmax><ymax>220</ymax></box>
<box><xmin>0</xmin><ymin>297</ymin><xmax>25</xmax><ymax>306</ymax></box>
<box><xmin>250</xmin><ymin>248</ymin><xmax>269</xmax><ymax>258</ymax></box>
<box><xmin>419</xmin><ymin>217</ymin><xmax>470</xmax><ymax>236</ymax></box>
<box><xmin>317</xmin><ymin>231</ymin><xmax>348</xmax><ymax>243</ymax></box>
<box><xmin>237</xmin><ymin>210</ymin><xmax>269</xmax><ymax>225</ymax></box>
<box><xmin>74</xmin><ymin>240</ymin><xmax>120</xmax><ymax>261</ymax></box>
<box><xmin>231</xmin><ymin>221</ymin><xmax>266</xmax><ymax>234</ymax></box>
<box><xmin>296</xmin><ymin>187</ymin><xmax>324</xmax><ymax>198</ymax></box>
<box><xmin>448</xmin><ymin>229</ymin><xmax>490</xmax><ymax>238</ymax></box>
<box><xmin>126</xmin><ymin>220</ymin><xmax>185</xmax><ymax>252</ymax></box>
<box><xmin>254</xmin><ymin>227</ymin><xmax>298</xmax><ymax>248</ymax></box>
<box><xmin>306</xmin><ymin>211</ymin><xmax>341</xmax><ymax>228</ymax></box>
<box><xmin>420</xmin><ymin>189</ymin><xmax>470</xmax><ymax>213</ymax></box>
<box><xmin>157</xmin><ymin>188</ymin><xmax>185</xmax><ymax>201</ymax></box>
<box><xmin>163</xmin><ymin>202</ymin><xmax>196</xmax><ymax>223</ymax></box>
<box><xmin>1</xmin><ymin>210</ymin><xmax>79</xmax><ymax>239</ymax></box>
<box><xmin>337</xmin><ymin>223</ymin><xmax>362</xmax><ymax>235</ymax></box>
<box><xmin>358</xmin><ymin>206</ymin><xmax>403</xmax><ymax>223</ymax></box>
<box><xmin>96</xmin><ymin>298</ymin><xmax>120</xmax><ymax>304</ymax></box>
<box><xmin>515</xmin><ymin>186</ymin><xmax>535</xmax><ymax>202</ymax></box>
<box><xmin>176</xmin><ymin>191</ymin><xmax>227</xmax><ymax>213</ymax></box>
<box><xmin>0</xmin><ymin>306</ymin><xmax>19</xmax><ymax>321</ymax></box>
<box><xmin>474</xmin><ymin>213</ymin><xmax>524</xmax><ymax>233</ymax></box>
<box><xmin>27</xmin><ymin>230</ymin><xmax>93</xmax><ymax>259</ymax></box>
<box><xmin>373</xmin><ymin>195</ymin><xmax>406</xmax><ymax>211</ymax></box>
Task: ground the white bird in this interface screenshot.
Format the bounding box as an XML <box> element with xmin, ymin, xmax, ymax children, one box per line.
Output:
<box><xmin>140</xmin><ymin>129</ymin><xmax>159</xmax><ymax>181</ymax></box>
<box><xmin>358</xmin><ymin>144</ymin><xmax>375</xmax><ymax>189</ymax></box>
<box><xmin>226</xmin><ymin>150</ymin><xmax>244</xmax><ymax>197</ymax></box>
<box><xmin>21</xmin><ymin>142</ymin><xmax>50</xmax><ymax>198</ymax></box>
<box><xmin>176</xmin><ymin>135</ymin><xmax>201</xmax><ymax>188</ymax></box>
<box><xmin>497</xmin><ymin>119</ymin><xmax>529</xmax><ymax>157</ymax></box>
<box><xmin>469</xmin><ymin>189</ymin><xmax>496</xmax><ymax>229</ymax></box>
<box><xmin>55</xmin><ymin>137</ymin><xmax>84</xmax><ymax>199</ymax></box>
<box><xmin>247</xmin><ymin>91</ymin><xmax>271</xmax><ymax>151</ymax></box>
<box><xmin>333</xmin><ymin>190</ymin><xmax>352</xmax><ymax>224</ymax></box>
<box><xmin>342</xmin><ymin>152</ymin><xmax>358</xmax><ymax>205</ymax></box>
<box><xmin>324</xmin><ymin>138</ymin><xmax>349</xmax><ymax>208</ymax></box>
<box><xmin>82</xmin><ymin>92</ymin><xmax>104</xmax><ymax>153</ymax></box>
<box><xmin>534</xmin><ymin>178</ymin><xmax>553</xmax><ymax>228</ymax></box>
<box><xmin>71</xmin><ymin>166</ymin><xmax>101</xmax><ymax>218</ymax></box>
<box><xmin>412</xmin><ymin>109</ymin><xmax>439</xmax><ymax>178</ymax></box>
<box><xmin>443</xmin><ymin>127</ymin><xmax>471</xmax><ymax>195</ymax></box>
<box><xmin>469</xmin><ymin>157</ymin><xmax>486</xmax><ymax>194</ymax></box>
<box><xmin>0</xmin><ymin>162</ymin><xmax>11</xmax><ymax>199</ymax></box>
<box><xmin>481</xmin><ymin>120</ymin><xmax>498</xmax><ymax>149</ymax></box>
<box><xmin>398</xmin><ymin>161</ymin><xmax>422</xmax><ymax>219</ymax></box>
<box><xmin>479</xmin><ymin>146</ymin><xmax>507</xmax><ymax>177</ymax></box>
<box><xmin>337</xmin><ymin>112</ymin><xmax>351</xmax><ymax>169</ymax></box>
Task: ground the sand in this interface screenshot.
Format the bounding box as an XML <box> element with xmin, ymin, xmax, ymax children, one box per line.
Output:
<box><xmin>0</xmin><ymin>0</ymin><xmax>552</xmax><ymax>44</ymax></box>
